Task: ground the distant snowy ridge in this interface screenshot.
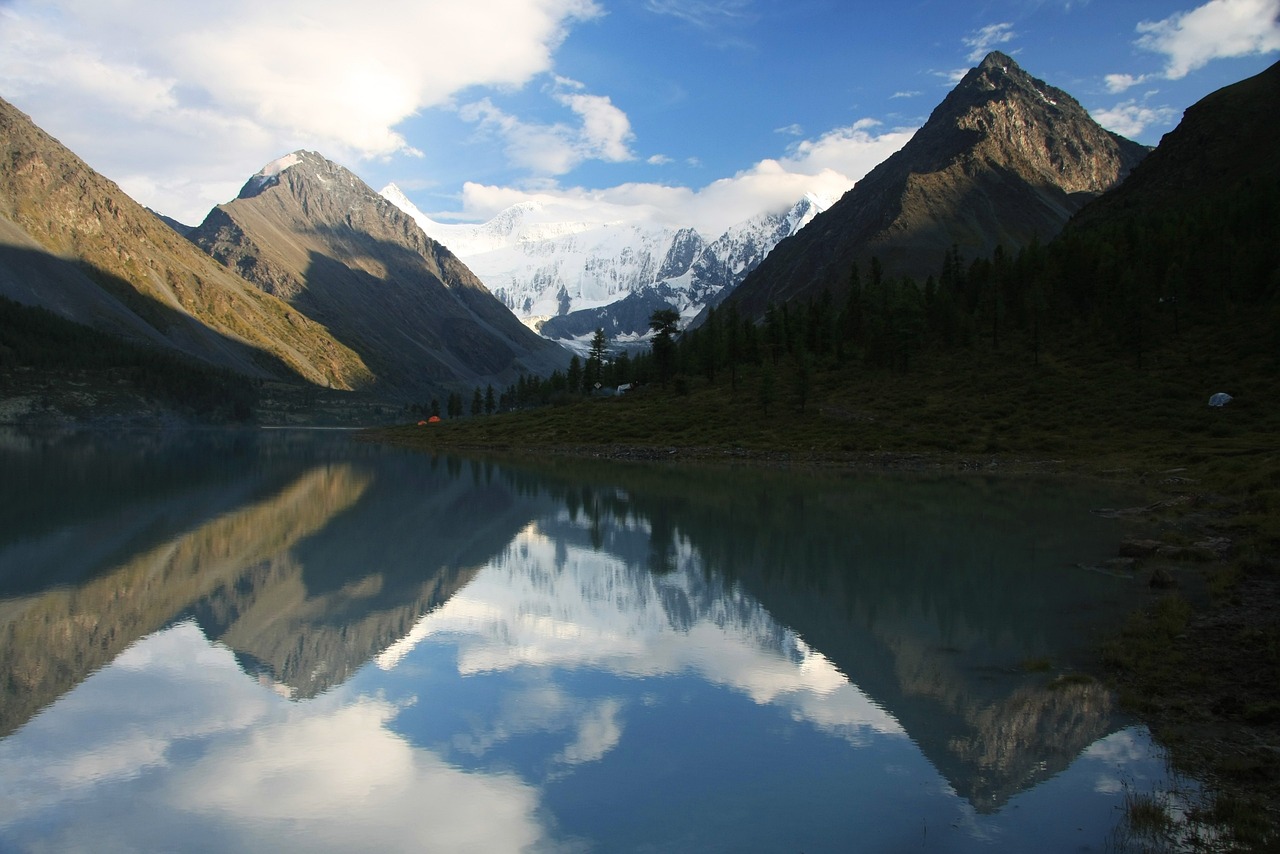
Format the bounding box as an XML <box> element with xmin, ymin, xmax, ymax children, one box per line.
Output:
<box><xmin>381</xmin><ymin>185</ymin><xmax>828</xmax><ymax>346</ymax></box>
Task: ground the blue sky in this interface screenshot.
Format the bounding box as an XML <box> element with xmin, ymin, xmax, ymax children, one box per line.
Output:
<box><xmin>1</xmin><ymin>0</ymin><xmax>1277</xmax><ymax>234</ymax></box>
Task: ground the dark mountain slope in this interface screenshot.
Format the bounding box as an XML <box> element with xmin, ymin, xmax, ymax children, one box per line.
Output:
<box><xmin>726</xmin><ymin>52</ymin><xmax>1148</xmax><ymax>318</ymax></box>
<box><xmin>1072</xmin><ymin>58</ymin><xmax>1280</xmax><ymax>227</ymax></box>
<box><xmin>191</xmin><ymin>151</ymin><xmax>568</xmax><ymax>400</ymax></box>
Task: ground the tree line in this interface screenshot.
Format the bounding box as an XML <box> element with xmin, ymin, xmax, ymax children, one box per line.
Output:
<box><xmin>411</xmin><ymin>170</ymin><xmax>1276</xmax><ymax>421</ymax></box>
<box><xmin>628</xmin><ymin>171</ymin><xmax>1278</xmax><ymax>404</ymax></box>
<box><xmin>0</xmin><ymin>295</ymin><xmax>257</xmax><ymax>420</ymax></box>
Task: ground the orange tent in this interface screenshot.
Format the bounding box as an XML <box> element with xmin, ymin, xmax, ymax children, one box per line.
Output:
<box><xmin>428</xmin><ymin>415</ymin><xmax>441</xmax><ymax>423</ymax></box>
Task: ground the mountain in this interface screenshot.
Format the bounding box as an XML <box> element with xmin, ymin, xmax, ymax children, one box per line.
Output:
<box><xmin>191</xmin><ymin>152</ymin><xmax>568</xmax><ymax>400</ymax></box>
<box><xmin>725</xmin><ymin>51</ymin><xmax>1150</xmax><ymax>318</ymax></box>
<box><xmin>542</xmin><ymin>195</ymin><xmax>828</xmax><ymax>344</ymax></box>
<box><xmin>382</xmin><ymin>186</ymin><xmax>826</xmax><ymax>348</ymax></box>
<box><xmin>0</xmin><ymin>96</ymin><xmax>374</xmax><ymax>390</ymax></box>
<box><xmin>1071</xmin><ymin>58</ymin><xmax>1280</xmax><ymax>228</ymax></box>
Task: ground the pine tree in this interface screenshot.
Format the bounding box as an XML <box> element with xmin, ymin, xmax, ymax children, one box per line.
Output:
<box><xmin>758</xmin><ymin>357</ymin><xmax>775</xmax><ymax>415</ymax></box>
<box><xmin>566</xmin><ymin>355</ymin><xmax>583</xmax><ymax>395</ymax></box>
<box><xmin>585</xmin><ymin>328</ymin><xmax>608</xmax><ymax>393</ymax></box>
<box><xmin>649</xmin><ymin>308</ymin><xmax>680</xmax><ymax>383</ymax></box>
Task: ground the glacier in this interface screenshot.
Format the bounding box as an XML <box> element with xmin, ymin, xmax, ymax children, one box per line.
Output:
<box><xmin>382</xmin><ymin>184</ymin><xmax>829</xmax><ymax>350</ymax></box>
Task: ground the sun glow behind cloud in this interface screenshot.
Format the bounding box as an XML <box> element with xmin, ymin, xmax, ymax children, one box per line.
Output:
<box><xmin>0</xmin><ymin>0</ymin><xmax>604</xmax><ymax>222</ymax></box>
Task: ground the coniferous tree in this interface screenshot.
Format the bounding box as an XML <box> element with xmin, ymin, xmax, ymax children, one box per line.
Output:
<box><xmin>758</xmin><ymin>356</ymin><xmax>775</xmax><ymax>415</ymax></box>
<box><xmin>764</xmin><ymin>303</ymin><xmax>786</xmax><ymax>365</ymax></box>
<box><xmin>741</xmin><ymin>313</ymin><xmax>760</xmax><ymax>366</ymax></box>
<box><xmin>725</xmin><ymin>301</ymin><xmax>742</xmax><ymax>391</ymax></box>
<box><xmin>566</xmin><ymin>355</ymin><xmax>583</xmax><ymax>395</ymax></box>
<box><xmin>837</xmin><ymin>262</ymin><xmax>864</xmax><ymax>361</ymax></box>
<box><xmin>699</xmin><ymin>306</ymin><xmax>719</xmax><ymax>383</ymax></box>
<box><xmin>791</xmin><ymin>349</ymin><xmax>813</xmax><ymax>412</ymax></box>
<box><xmin>585</xmin><ymin>328</ymin><xmax>608</xmax><ymax>392</ymax></box>
<box><xmin>648</xmin><ymin>308</ymin><xmax>680</xmax><ymax>383</ymax></box>
<box><xmin>612</xmin><ymin>349</ymin><xmax>632</xmax><ymax>387</ymax></box>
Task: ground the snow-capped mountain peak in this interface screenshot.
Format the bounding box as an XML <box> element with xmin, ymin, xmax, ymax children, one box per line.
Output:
<box><xmin>380</xmin><ymin>187</ymin><xmax>825</xmax><ymax>346</ymax></box>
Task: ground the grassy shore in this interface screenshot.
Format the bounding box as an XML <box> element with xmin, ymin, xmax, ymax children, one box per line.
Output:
<box><xmin>374</xmin><ymin>332</ymin><xmax>1279</xmax><ymax>851</ymax></box>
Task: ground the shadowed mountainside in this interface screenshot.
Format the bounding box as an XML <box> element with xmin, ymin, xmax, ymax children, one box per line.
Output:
<box><xmin>1070</xmin><ymin>57</ymin><xmax>1280</xmax><ymax>229</ymax></box>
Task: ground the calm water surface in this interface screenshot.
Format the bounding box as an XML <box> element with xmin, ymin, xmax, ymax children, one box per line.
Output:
<box><xmin>0</xmin><ymin>429</ymin><xmax>1186</xmax><ymax>852</ymax></box>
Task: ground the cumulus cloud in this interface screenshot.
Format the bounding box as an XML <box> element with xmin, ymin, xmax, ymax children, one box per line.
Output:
<box><xmin>1135</xmin><ymin>0</ymin><xmax>1280</xmax><ymax>79</ymax></box>
<box><xmin>459</xmin><ymin>78</ymin><xmax>634</xmax><ymax>177</ymax></box>
<box><xmin>0</xmin><ymin>622</ymin><xmax>549</xmax><ymax>853</ymax></box>
<box><xmin>382</xmin><ymin>528</ymin><xmax>907</xmax><ymax>743</ymax></box>
<box><xmin>964</xmin><ymin>22</ymin><xmax>1017</xmax><ymax>62</ymax></box>
<box><xmin>442</xmin><ymin>118</ymin><xmax>915</xmax><ymax>235</ymax></box>
<box><xmin>1091</xmin><ymin>100</ymin><xmax>1179</xmax><ymax>138</ymax></box>
<box><xmin>0</xmin><ymin>0</ymin><xmax>602</xmax><ymax>222</ymax></box>
<box><xmin>1104</xmin><ymin>72</ymin><xmax>1150</xmax><ymax>93</ymax></box>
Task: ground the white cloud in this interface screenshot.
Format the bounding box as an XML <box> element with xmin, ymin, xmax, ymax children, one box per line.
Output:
<box><xmin>554</xmin><ymin>85</ymin><xmax>636</xmax><ymax>163</ymax></box>
<box><xmin>557</xmin><ymin>698</ymin><xmax>624</xmax><ymax>765</ymax></box>
<box><xmin>964</xmin><ymin>22</ymin><xmax>1017</xmax><ymax>62</ymax></box>
<box><xmin>441</xmin><ymin>118</ymin><xmax>915</xmax><ymax>236</ymax></box>
<box><xmin>0</xmin><ymin>622</ymin><xmax>550</xmax><ymax>854</ymax></box>
<box><xmin>0</xmin><ymin>0</ymin><xmax>602</xmax><ymax>223</ymax></box>
<box><xmin>1091</xmin><ymin>100</ymin><xmax>1179</xmax><ymax>138</ymax></box>
<box><xmin>1104</xmin><ymin>72</ymin><xmax>1150</xmax><ymax>93</ymax></box>
<box><xmin>384</xmin><ymin>528</ymin><xmax>907</xmax><ymax>743</ymax></box>
<box><xmin>1136</xmin><ymin>0</ymin><xmax>1280</xmax><ymax>79</ymax></box>
<box><xmin>458</xmin><ymin>78</ymin><xmax>635</xmax><ymax>177</ymax></box>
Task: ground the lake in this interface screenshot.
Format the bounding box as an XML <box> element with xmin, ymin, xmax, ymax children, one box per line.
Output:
<box><xmin>0</xmin><ymin>428</ymin><xmax>1188</xmax><ymax>852</ymax></box>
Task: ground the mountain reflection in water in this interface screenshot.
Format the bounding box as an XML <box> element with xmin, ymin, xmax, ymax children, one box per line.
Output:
<box><xmin>0</xmin><ymin>430</ymin><xmax>1180</xmax><ymax>852</ymax></box>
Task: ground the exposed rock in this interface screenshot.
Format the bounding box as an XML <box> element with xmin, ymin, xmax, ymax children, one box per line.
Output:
<box><xmin>725</xmin><ymin>51</ymin><xmax>1148</xmax><ymax>318</ymax></box>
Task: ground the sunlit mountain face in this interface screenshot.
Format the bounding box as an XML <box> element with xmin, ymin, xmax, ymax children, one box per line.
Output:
<box><xmin>0</xmin><ymin>431</ymin><xmax>1181</xmax><ymax>852</ymax></box>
